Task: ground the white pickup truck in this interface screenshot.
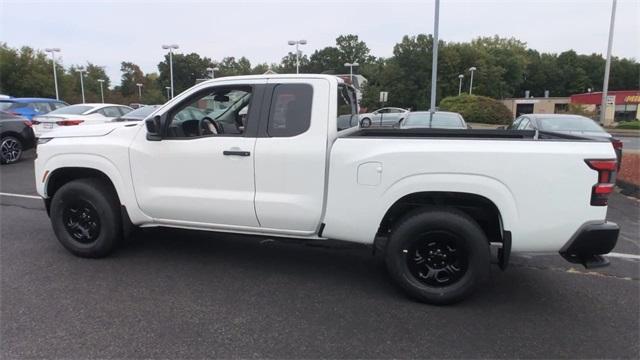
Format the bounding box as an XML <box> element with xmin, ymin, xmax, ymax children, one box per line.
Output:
<box><xmin>35</xmin><ymin>75</ymin><xmax>620</xmax><ymax>304</ymax></box>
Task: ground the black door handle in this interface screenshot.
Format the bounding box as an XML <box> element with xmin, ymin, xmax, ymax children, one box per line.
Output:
<box><xmin>223</xmin><ymin>150</ymin><xmax>250</xmax><ymax>156</ymax></box>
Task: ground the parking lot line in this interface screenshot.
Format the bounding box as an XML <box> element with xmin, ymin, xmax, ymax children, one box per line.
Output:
<box><xmin>606</xmin><ymin>252</ymin><xmax>640</xmax><ymax>260</ymax></box>
<box><xmin>0</xmin><ymin>192</ymin><xmax>41</xmax><ymax>200</ymax></box>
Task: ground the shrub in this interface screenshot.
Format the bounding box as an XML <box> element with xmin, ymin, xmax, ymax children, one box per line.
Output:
<box><xmin>439</xmin><ymin>94</ymin><xmax>512</xmax><ymax>124</ymax></box>
<box><xmin>617</xmin><ymin>120</ymin><xmax>640</xmax><ymax>130</ymax></box>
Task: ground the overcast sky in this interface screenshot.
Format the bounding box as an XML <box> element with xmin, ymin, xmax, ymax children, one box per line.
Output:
<box><xmin>1</xmin><ymin>0</ymin><xmax>638</xmax><ymax>86</ymax></box>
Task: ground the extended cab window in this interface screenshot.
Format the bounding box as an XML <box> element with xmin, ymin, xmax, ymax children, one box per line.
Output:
<box><xmin>337</xmin><ymin>84</ymin><xmax>357</xmax><ymax>131</ymax></box>
<box><xmin>267</xmin><ymin>84</ymin><xmax>313</xmax><ymax>137</ymax></box>
<box><xmin>166</xmin><ymin>86</ymin><xmax>253</xmax><ymax>138</ymax></box>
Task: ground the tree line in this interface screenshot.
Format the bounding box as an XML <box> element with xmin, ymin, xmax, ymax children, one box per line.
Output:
<box><xmin>1</xmin><ymin>34</ymin><xmax>638</xmax><ymax>109</ymax></box>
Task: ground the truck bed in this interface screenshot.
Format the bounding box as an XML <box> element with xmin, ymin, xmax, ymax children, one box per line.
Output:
<box><xmin>347</xmin><ymin>128</ymin><xmax>605</xmax><ymax>141</ymax></box>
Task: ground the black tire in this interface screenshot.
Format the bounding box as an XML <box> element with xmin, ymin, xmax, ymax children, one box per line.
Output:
<box><xmin>50</xmin><ymin>178</ymin><xmax>122</xmax><ymax>258</ymax></box>
<box><xmin>385</xmin><ymin>207</ymin><xmax>490</xmax><ymax>305</ymax></box>
<box><xmin>0</xmin><ymin>135</ymin><xmax>23</xmax><ymax>164</ymax></box>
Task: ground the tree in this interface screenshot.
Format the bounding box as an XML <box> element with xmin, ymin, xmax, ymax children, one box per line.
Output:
<box><xmin>157</xmin><ymin>52</ymin><xmax>213</xmax><ymax>95</ymax></box>
<box><xmin>439</xmin><ymin>94</ymin><xmax>512</xmax><ymax>124</ymax></box>
<box><xmin>119</xmin><ymin>61</ymin><xmax>144</xmax><ymax>97</ymax></box>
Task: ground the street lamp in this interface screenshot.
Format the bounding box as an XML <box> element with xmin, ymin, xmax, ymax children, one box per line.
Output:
<box><xmin>458</xmin><ymin>74</ymin><xmax>464</xmax><ymax>96</ymax></box>
<box><xmin>76</xmin><ymin>67</ymin><xmax>87</xmax><ymax>103</ymax></box>
<box><xmin>162</xmin><ymin>44</ymin><xmax>179</xmax><ymax>98</ymax></box>
<box><xmin>344</xmin><ymin>62</ymin><xmax>359</xmax><ymax>85</ymax></box>
<box><xmin>428</xmin><ymin>0</ymin><xmax>440</xmax><ymax>126</ymax></box>
<box><xmin>287</xmin><ymin>39</ymin><xmax>307</xmax><ymax>74</ymax></box>
<box><xmin>97</xmin><ymin>79</ymin><xmax>105</xmax><ymax>103</ymax></box>
<box><xmin>207</xmin><ymin>66</ymin><xmax>219</xmax><ymax>79</ymax></box>
<box><xmin>468</xmin><ymin>66</ymin><xmax>477</xmax><ymax>95</ymax></box>
<box><xmin>136</xmin><ymin>83</ymin><xmax>143</xmax><ymax>100</ymax></box>
<box><xmin>45</xmin><ymin>48</ymin><xmax>61</xmax><ymax>100</ymax></box>
<box><xmin>165</xmin><ymin>86</ymin><xmax>171</xmax><ymax>100</ymax></box>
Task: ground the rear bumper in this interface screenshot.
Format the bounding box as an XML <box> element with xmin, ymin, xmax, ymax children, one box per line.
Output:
<box><xmin>560</xmin><ymin>222</ymin><xmax>619</xmax><ymax>268</ymax></box>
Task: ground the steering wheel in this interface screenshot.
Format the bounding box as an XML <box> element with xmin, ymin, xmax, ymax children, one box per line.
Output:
<box><xmin>199</xmin><ymin>116</ymin><xmax>223</xmax><ymax>136</ymax></box>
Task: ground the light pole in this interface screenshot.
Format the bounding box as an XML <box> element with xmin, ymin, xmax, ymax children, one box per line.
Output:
<box><xmin>287</xmin><ymin>39</ymin><xmax>307</xmax><ymax>74</ymax></box>
<box><xmin>344</xmin><ymin>62</ymin><xmax>359</xmax><ymax>85</ymax></box>
<box><xmin>458</xmin><ymin>74</ymin><xmax>464</xmax><ymax>96</ymax></box>
<box><xmin>165</xmin><ymin>86</ymin><xmax>171</xmax><ymax>100</ymax></box>
<box><xmin>600</xmin><ymin>0</ymin><xmax>617</xmax><ymax>125</ymax></box>
<box><xmin>136</xmin><ymin>83</ymin><xmax>143</xmax><ymax>100</ymax></box>
<box><xmin>76</xmin><ymin>67</ymin><xmax>87</xmax><ymax>103</ymax></box>
<box><xmin>429</xmin><ymin>0</ymin><xmax>440</xmax><ymax>126</ymax></box>
<box><xmin>468</xmin><ymin>66</ymin><xmax>477</xmax><ymax>95</ymax></box>
<box><xmin>162</xmin><ymin>44</ymin><xmax>179</xmax><ymax>98</ymax></box>
<box><xmin>97</xmin><ymin>79</ymin><xmax>105</xmax><ymax>103</ymax></box>
<box><xmin>207</xmin><ymin>66</ymin><xmax>219</xmax><ymax>79</ymax></box>
<box><xmin>45</xmin><ymin>48</ymin><xmax>61</xmax><ymax>100</ymax></box>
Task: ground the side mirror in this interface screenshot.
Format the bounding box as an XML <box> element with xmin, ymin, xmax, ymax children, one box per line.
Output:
<box><xmin>360</xmin><ymin>118</ymin><xmax>372</xmax><ymax>128</ymax></box>
<box><xmin>146</xmin><ymin>115</ymin><xmax>163</xmax><ymax>141</ymax></box>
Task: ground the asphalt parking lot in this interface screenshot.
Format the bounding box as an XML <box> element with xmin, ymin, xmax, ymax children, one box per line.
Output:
<box><xmin>1</xmin><ymin>151</ymin><xmax>639</xmax><ymax>359</ymax></box>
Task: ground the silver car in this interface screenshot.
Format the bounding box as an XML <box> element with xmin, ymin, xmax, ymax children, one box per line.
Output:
<box><xmin>359</xmin><ymin>107</ymin><xmax>408</xmax><ymax>127</ymax></box>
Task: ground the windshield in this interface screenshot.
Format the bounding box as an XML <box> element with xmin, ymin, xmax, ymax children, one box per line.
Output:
<box><xmin>119</xmin><ymin>105</ymin><xmax>160</xmax><ymax>120</ymax></box>
<box><xmin>404</xmin><ymin>112</ymin><xmax>465</xmax><ymax>128</ymax></box>
<box><xmin>48</xmin><ymin>104</ymin><xmax>92</xmax><ymax>115</ymax></box>
<box><xmin>538</xmin><ymin>116</ymin><xmax>605</xmax><ymax>132</ymax></box>
<box><xmin>0</xmin><ymin>102</ymin><xmax>16</xmax><ymax>111</ymax></box>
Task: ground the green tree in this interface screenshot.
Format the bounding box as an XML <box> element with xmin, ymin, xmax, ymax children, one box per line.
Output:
<box><xmin>157</xmin><ymin>52</ymin><xmax>213</xmax><ymax>95</ymax></box>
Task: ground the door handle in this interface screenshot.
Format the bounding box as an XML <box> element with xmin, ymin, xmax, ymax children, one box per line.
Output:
<box><xmin>223</xmin><ymin>150</ymin><xmax>251</xmax><ymax>156</ymax></box>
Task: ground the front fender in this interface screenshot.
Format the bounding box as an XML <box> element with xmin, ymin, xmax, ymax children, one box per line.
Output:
<box><xmin>37</xmin><ymin>153</ymin><xmax>152</xmax><ymax>225</ymax></box>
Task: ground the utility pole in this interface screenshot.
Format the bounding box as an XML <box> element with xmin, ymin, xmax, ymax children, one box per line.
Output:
<box><xmin>76</xmin><ymin>67</ymin><xmax>86</xmax><ymax>103</ymax></box>
<box><xmin>97</xmin><ymin>79</ymin><xmax>105</xmax><ymax>103</ymax></box>
<box><xmin>429</xmin><ymin>0</ymin><xmax>440</xmax><ymax>127</ymax></box>
<box><xmin>45</xmin><ymin>48</ymin><xmax>61</xmax><ymax>100</ymax></box>
<box><xmin>600</xmin><ymin>0</ymin><xmax>617</xmax><ymax>125</ymax></box>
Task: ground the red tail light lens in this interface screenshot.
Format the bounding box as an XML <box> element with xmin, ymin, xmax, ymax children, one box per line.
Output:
<box><xmin>585</xmin><ymin>159</ymin><xmax>617</xmax><ymax>206</ymax></box>
<box><xmin>56</xmin><ymin>120</ymin><xmax>84</xmax><ymax>126</ymax></box>
<box><xmin>612</xmin><ymin>138</ymin><xmax>623</xmax><ymax>151</ymax></box>
<box><xmin>23</xmin><ymin>121</ymin><xmax>32</xmax><ymax>127</ymax></box>
<box><xmin>31</xmin><ymin>120</ymin><xmax>40</xmax><ymax>125</ymax></box>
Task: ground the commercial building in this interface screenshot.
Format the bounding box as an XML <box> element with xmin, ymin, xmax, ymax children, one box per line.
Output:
<box><xmin>501</xmin><ymin>90</ymin><xmax>639</xmax><ymax>126</ymax></box>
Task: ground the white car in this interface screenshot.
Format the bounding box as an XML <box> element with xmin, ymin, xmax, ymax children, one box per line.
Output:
<box><xmin>35</xmin><ymin>75</ymin><xmax>620</xmax><ymax>304</ymax></box>
<box><xmin>32</xmin><ymin>103</ymin><xmax>133</xmax><ymax>137</ymax></box>
<box><xmin>359</xmin><ymin>107</ymin><xmax>408</xmax><ymax>127</ymax></box>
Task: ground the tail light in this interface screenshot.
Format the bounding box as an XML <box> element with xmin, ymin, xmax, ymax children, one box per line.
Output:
<box><xmin>23</xmin><ymin>121</ymin><xmax>32</xmax><ymax>127</ymax></box>
<box><xmin>611</xmin><ymin>138</ymin><xmax>623</xmax><ymax>151</ymax></box>
<box><xmin>585</xmin><ymin>159</ymin><xmax>617</xmax><ymax>206</ymax></box>
<box><xmin>31</xmin><ymin>120</ymin><xmax>40</xmax><ymax>125</ymax></box>
<box><xmin>56</xmin><ymin>119</ymin><xmax>84</xmax><ymax>126</ymax></box>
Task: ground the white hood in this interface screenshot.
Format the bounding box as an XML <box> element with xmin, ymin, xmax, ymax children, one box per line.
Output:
<box><xmin>41</xmin><ymin>121</ymin><xmax>139</xmax><ymax>138</ymax></box>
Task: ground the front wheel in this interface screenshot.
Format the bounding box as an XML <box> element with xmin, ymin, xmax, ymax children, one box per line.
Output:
<box><xmin>385</xmin><ymin>208</ymin><xmax>490</xmax><ymax>305</ymax></box>
<box><xmin>50</xmin><ymin>178</ymin><xmax>122</xmax><ymax>258</ymax></box>
<box><xmin>0</xmin><ymin>136</ymin><xmax>23</xmax><ymax>164</ymax></box>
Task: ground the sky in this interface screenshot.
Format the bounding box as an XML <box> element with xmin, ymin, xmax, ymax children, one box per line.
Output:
<box><xmin>1</xmin><ymin>0</ymin><xmax>638</xmax><ymax>87</ymax></box>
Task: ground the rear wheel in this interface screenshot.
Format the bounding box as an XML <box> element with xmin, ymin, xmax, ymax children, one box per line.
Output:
<box><xmin>385</xmin><ymin>208</ymin><xmax>490</xmax><ymax>305</ymax></box>
<box><xmin>50</xmin><ymin>178</ymin><xmax>122</xmax><ymax>258</ymax></box>
<box><xmin>0</xmin><ymin>136</ymin><xmax>23</xmax><ymax>164</ymax></box>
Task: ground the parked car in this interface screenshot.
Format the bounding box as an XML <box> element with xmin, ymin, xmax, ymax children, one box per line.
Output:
<box><xmin>0</xmin><ymin>98</ymin><xmax>69</xmax><ymax>120</ymax></box>
<box><xmin>32</xmin><ymin>103</ymin><xmax>133</xmax><ymax>137</ymax></box>
<box><xmin>359</xmin><ymin>107</ymin><xmax>408</xmax><ymax>127</ymax></box>
<box><xmin>113</xmin><ymin>105</ymin><xmax>161</xmax><ymax>122</ymax></box>
<box><xmin>399</xmin><ymin>111</ymin><xmax>468</xmax><ymax>129</ymax></box>
<box><xmin>35</xmin><ymin>75</ymin><xmax>620</xmax><ymax>304</ymax></box>
<box><xmin>0</xmin><ymin>111</ymin><xmax>36</xmax><ymax>164</ymax></box>
<box><xmin>508</xmin><ymin>114</ymin><xmax>623</xmax><ymax>164</ymax></box>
